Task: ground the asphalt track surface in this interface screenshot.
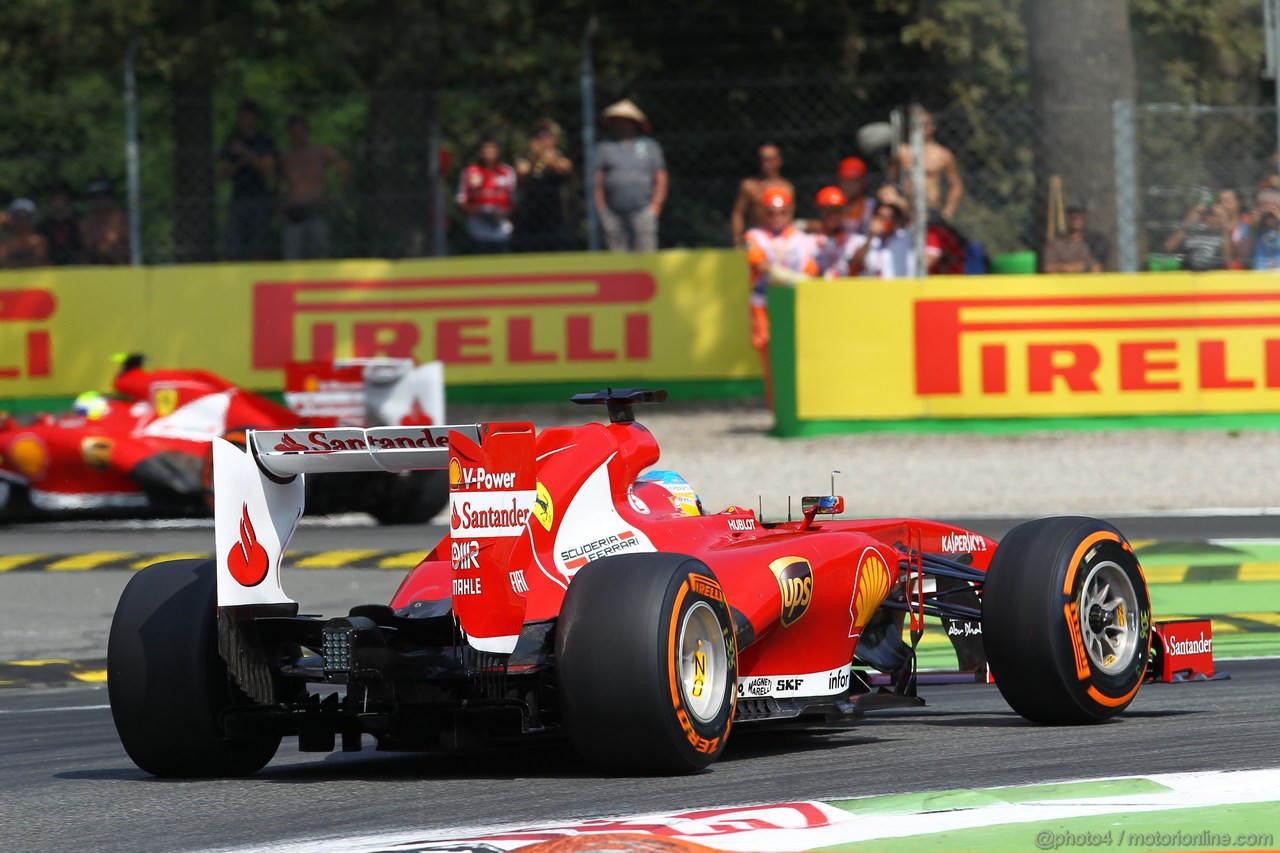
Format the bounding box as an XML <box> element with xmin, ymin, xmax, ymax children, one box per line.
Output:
<box><xmin>1</xmin><ymin>514</ymin><xmax>1277</xmax><ymax>853</ymax></box>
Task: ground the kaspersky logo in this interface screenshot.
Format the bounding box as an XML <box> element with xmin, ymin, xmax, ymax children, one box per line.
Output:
<box><xmin>252</xmin><ymin>273</ymin><xmax>656</xmax><ymax>370</ymax></box>
<box><xmin>914</xmin><ymin>292</ymin><xmax>1280</xmax><ymax>396</ymax></box>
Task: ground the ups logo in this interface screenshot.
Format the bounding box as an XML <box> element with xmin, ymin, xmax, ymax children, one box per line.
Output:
<box><xmin>769</xmin><ymin>557</ymin><xmax>814</xmax><ymax>627</ymax></box>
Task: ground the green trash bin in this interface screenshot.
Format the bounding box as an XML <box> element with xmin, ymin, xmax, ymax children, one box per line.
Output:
<box><xmin>990</xmin><ymin>251</ymin><xmax>1037</xmax><ymax>274</ymax></box>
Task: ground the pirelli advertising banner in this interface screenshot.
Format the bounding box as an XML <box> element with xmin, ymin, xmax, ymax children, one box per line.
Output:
<box><xmin>0</xmin><ymin>250</ymin><xmax>757</xmax><ymax>400</ymax></box>
<box><xmin>770</xmin><ymin>272</ymin><xmax>1280</xmax><ymax>433</ymax></box>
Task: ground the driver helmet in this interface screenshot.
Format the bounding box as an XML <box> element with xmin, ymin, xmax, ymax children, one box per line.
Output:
<box><xmin>637</xmin><ymin>469</ymin><xmax>703</xmax><ymax>517</ymax></box>
<box><xmin>73</xmin><ymin>391</ymin><xmax>110</xmax><ymax>420</ymax></box>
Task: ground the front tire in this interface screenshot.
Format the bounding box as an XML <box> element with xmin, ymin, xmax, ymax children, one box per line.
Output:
<box><xmin>108</xmin><ymin>558</ymin><xmax>280</xmax><ymax>777</ymax></box>
<box><xmin>556</xmin><ymin>553</ymin><xmax>737</xmax><ymax>773</ymax></box>
<box><xmin>982</xmin><ymin>517</ymin><xmax>1152</xmax><ymax>724</ymax></box>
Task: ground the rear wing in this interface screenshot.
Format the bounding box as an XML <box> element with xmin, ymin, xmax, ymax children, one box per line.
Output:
<box><xmin>214</xmin><ymin>424</ymin><xmax>480</xmax><ymax>609</ymax></box>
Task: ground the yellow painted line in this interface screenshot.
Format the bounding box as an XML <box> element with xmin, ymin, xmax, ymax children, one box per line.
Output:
<box><xmin>5</xmin><ymin>659</ymin><xmax>73</xmax><ymax>666</ymax></box>
<box><xmin>129</xmin><ymin>553</ymin><xmax>210</xmax><ymax>570</ymax></box>
<box><xmin>71</xmin><ymin>670</ymin><xmax>108</xmax><ymax>683</ymax></box>
<box><xmin>1143</xmin><ymin>565</ymin><xmax>1189</xmax><ymax>584</ymax></box>
<box><xmin>1240</xmin><ymin>563</ymin><xmax>1280</xmax><ymax>582</ymax></box>
<box><xmin>1161</xmin><ymin>616</ymin><xmax>1241</xmax><ymax>634</ymax></box>
<box><xmin>1234</xmin><ymin>611</ymin><xmax>1280</xmax><ymax>629</ymax></box>
<box><xmin>46</xmin><ymin>552</ymin><xmax>136</xmax><ymax>571</ymax></box>
<box><xmin>1129</xmin><ymin>539</ymin><xmax>1158</xmax><ymax>551</ymax></box>
<box><xmin>378</xmin><ymin>551</ymin><xmax>426</xmax><ymax>569</ymax></box>
<box><xmin>291</xmin><ymin>550</ymin><xmax>382</xmax><ymax>568</ymax></box>
<box><xmin>0</xmin><ymin>554</ymin><xmax>44</xmax><ymax>572</ymax></box>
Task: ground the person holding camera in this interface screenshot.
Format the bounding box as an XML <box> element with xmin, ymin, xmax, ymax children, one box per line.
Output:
<box><xmin>1163</xmin><ymin>189</ymin><xmax>1234</xmax><ymax>271</ymax></box>
<box><xmin>1236</xmin><ymin>191</ymin><xmax>1280</xmax><ymax>271</ymax></box>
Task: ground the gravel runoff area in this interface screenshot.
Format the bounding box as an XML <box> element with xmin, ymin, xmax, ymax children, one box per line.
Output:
<box><xmin>450</xmin><ymin>398</ymin><xmax>1279</xmax><ymax>520</ymax></box>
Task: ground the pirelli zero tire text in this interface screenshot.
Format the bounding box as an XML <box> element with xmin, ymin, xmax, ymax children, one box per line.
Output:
<box><xmin>556</xmin><ymin>552</ymin><xmax>737</xmax><ymax>773</ymax></box>
<box><xmin>108</xmin><ymin>558</ymin><xmax>280</xmax><ymax>777</ymax></box>
<box><xmin>982</xmin><ymin>516</ymin><xmax>1152</xmax><ymax>724</ymax></box>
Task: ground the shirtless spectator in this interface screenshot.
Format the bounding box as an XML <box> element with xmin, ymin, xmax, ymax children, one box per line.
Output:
<box><xmin>1</xmin><ymin>199</ymin><xmax>49</xmax><ymax>268</ymax></box>
<box><xmin>730</xmin><ymin>143</ymin><xmax>793</xmax><ymax>247</ymax></box>
<box><xmin>80</xmin><ymin>180</ymin><xmax>129</xmax><ymax>265</ymax></box>
<box><xmin>1043</xmin><ymin>201</ymin><xmax>1103</xmax><ymax>273</ymax></box>
<box><xmin>894</xmin><ymin>109</ymin><xmax>964</xmax><ymax>221</ymax></box>
<box><xmin>280</xmin><ymin>114</ymin><xmax>349</xmax><ymax>260</ymax></box>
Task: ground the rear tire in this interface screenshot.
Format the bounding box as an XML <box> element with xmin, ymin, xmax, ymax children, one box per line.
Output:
<box><xmin>108</xmin><ymin>558</ymin><xmax>280</xmax><ymax>777</ymax></box>
<box><xmin>369</xmin><ymin>469</ymin><xmax>448</xmax><ymax>525</ymax></box>
<box><xmin>982</xmin><ymin>516</ymin><xmax>1151</xmax><ymax>724</ymax></box>
<box><xmin>556</xmin><ymin>553</ymin><xmax>737</xmax><ymax>773</ymax></box>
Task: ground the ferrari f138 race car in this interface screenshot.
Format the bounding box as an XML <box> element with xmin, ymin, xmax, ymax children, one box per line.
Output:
<box><xmin>0</xmin><ymin>356</ymin><xmax>448</xmax><ymax>524</ymax></box>
<box><xmin>109</xmin><ymin>389</ymin><xmax>1191</xmax><ymax>777</ymax></box>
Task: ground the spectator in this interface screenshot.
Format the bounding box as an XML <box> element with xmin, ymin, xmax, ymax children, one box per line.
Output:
<box><xmin>894</xmin><ymin>109</ymin><xmax>964</xmax><ymax>221</ymax></box>
<box><xmin>80</xmin><ymin>180</ymin><xmax>129</xmax><ymax>264</ymax></box>
<box><xmin>38</xmin><ymin>182</ymin><xmax>82</xmax><ymax>265</ymax></box>
<box><xmin>731</xmin><ymin>143</ymin><xmax>793</xmax><ymax>247</ymax></box>
<box><xmin>1043</xmin><ymin>201</ymin><xmax>1103</xmax><ymax>273</ymax></box>
<box><xmin>514</xmin><ymin>119</ymin><xmax>574</xmax><ymax>252</ymax></box>
<box><xmin>219</xmin><ymin>99</ymin><xmax>279</xmax><ymax>260</ymax></box>
<box><xmin>837</xmin><ymin>157</ymin><xmax>876</xmax><ymax>237</ymax></box>
<box><xmin>279</xmin><ymin>114</ymin><xmax>349</xmax><ymax>260</ymax></box>
<box><xmin>1236</xmin><ymin>194</ymin><xmax>1280</xmax><ymax>271</ymax></box>
<box><xmin>925</xmin><ymin>212</ymin><xmax>966</xmax><ymax>275</ymax></box>
<box><xmin>594</xmin><ymin>99</ymin><xmax>667</xmax><ymax>253</ymax></box>
<box><xmin>1163</xmin><ymin>191</ymin><xmax>1234</xmax><ymax>271</ymax></box>
<box><xmin>812</xmin><ymin>186</ymin><xmax>861</xmax><ymax>278</ymax></box>
<box><xmin>849</xmin><ymin>196</ymin><xmax>915</xmax><ymax>279</ymax></box>
<box><xmin>743</xmin><ymin>187</ymin><xmax>818</xmax><ymax>406</ymax></box>
<box><xmin>455</xmin><ymin>134</ymin><xmax>517</xmax><ymax>253</ymax></box>
<box><xmin>1</xmin><ymin>199</ymin><xmax>49</xmax><ymax>268</ymax></box>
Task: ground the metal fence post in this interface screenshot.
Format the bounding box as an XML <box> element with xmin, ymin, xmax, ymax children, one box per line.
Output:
<box><xmin>124</xmin><ymin>36</ymin><xmax>143</xmax><ymax>266</ymax></box>
<box><xmin>1113</xmin><ymin>99</ymin><xmax>1138</xmax><ymax>273</ymax></box>
<box><xmin>909</xmin><ymin>104</ymin><xmax>927</xmax><ymax>278</ymax></box>
<box><xmin>430</xmin><ymin>109</ymin><xmax>446</xmax><ymax>257</ymax></box>
<box><xmin>581</xmin><ymin>16</ymin><xmax>599</xmax><ymax>251</ymax></box>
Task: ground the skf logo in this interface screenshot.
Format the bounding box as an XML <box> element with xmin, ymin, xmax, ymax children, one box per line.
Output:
<box><xmin>769</xmin><ymin>557</ymin><xmax>814</xmax><ymax>627</ymax></box>
<box><xmin>0</xmin><ymin>289</ymin><xmax>54</xmax><ymax>380</ymax></box>
<box><xmin>251</xmin><ymin>273</ymin><xmax>656</xmax><ymax>370</ymax></box>
<box><xmin>914</xmin><ymin>292</ymin><xmax>1280</xmax><ymax>397</ymax></box>
<box><xmin>850</xmin><ymin>549</ymin><xmax>892</xmax><ymax>638</ymax></box>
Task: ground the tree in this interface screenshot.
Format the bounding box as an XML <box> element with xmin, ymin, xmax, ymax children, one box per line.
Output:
<box><xmin>1023</xmin><ymin>0</ymin><xmax>1136</xmax><ymax>264</ymax></box>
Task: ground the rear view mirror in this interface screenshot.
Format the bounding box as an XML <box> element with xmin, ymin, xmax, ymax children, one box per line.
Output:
<box><xmin>801</xmin><ymin>495</ymin><xmax>844</xmax><ymax>515</ymax></box>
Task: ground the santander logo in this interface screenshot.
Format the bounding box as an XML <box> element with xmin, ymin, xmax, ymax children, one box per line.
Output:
<box><xmin>227</xmin><ymin>504</ymin><xmax>270</xmax><ymax>586</ymax></box>
<box><xmin>274</xmin><ymin>434</ymin><xmax>309</xmax><ymax>452</ymax></box>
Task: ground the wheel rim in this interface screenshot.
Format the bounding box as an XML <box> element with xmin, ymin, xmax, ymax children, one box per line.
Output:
<box><xmin>1078</xmin><ymin>560</ymin><xmax>1140</xmax><ymax>675</ymax></box>
<box><xmin>678</xmin><ymin>601</ymin><xmax>727</xmax><ymax>724</ymax></box>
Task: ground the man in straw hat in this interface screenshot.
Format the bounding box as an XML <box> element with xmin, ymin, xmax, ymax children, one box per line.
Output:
<box><xmin>593</xmin><ymin>99</ymin><xmax>667</xmax><ymax>252</ymax></box>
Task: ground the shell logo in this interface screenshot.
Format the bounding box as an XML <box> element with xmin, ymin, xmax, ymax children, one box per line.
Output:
<box><xmin>850</xmin><ymin>549</ymin><xmax>892</xmax><ymax>638</ymax></box>
<box><xmin>448</xmin><ymin>456</ymin><xmax>462</xmax><ymax>488</ymax></box>
<box><xmin>9</xmin><ymin>435</ymin><xmax>48</xmax><ymax>479</ymax></box>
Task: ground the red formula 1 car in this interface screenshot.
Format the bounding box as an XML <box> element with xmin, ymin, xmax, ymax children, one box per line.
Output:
<box><xmin>0</xmin><ymin>356</ymin><xmax>448</xmax><ymax>524</ymax></box>
<box><xmin>108</xmin><ymin>389</ymin><xmax>1193</xmax><ymax>778</ymax></box>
